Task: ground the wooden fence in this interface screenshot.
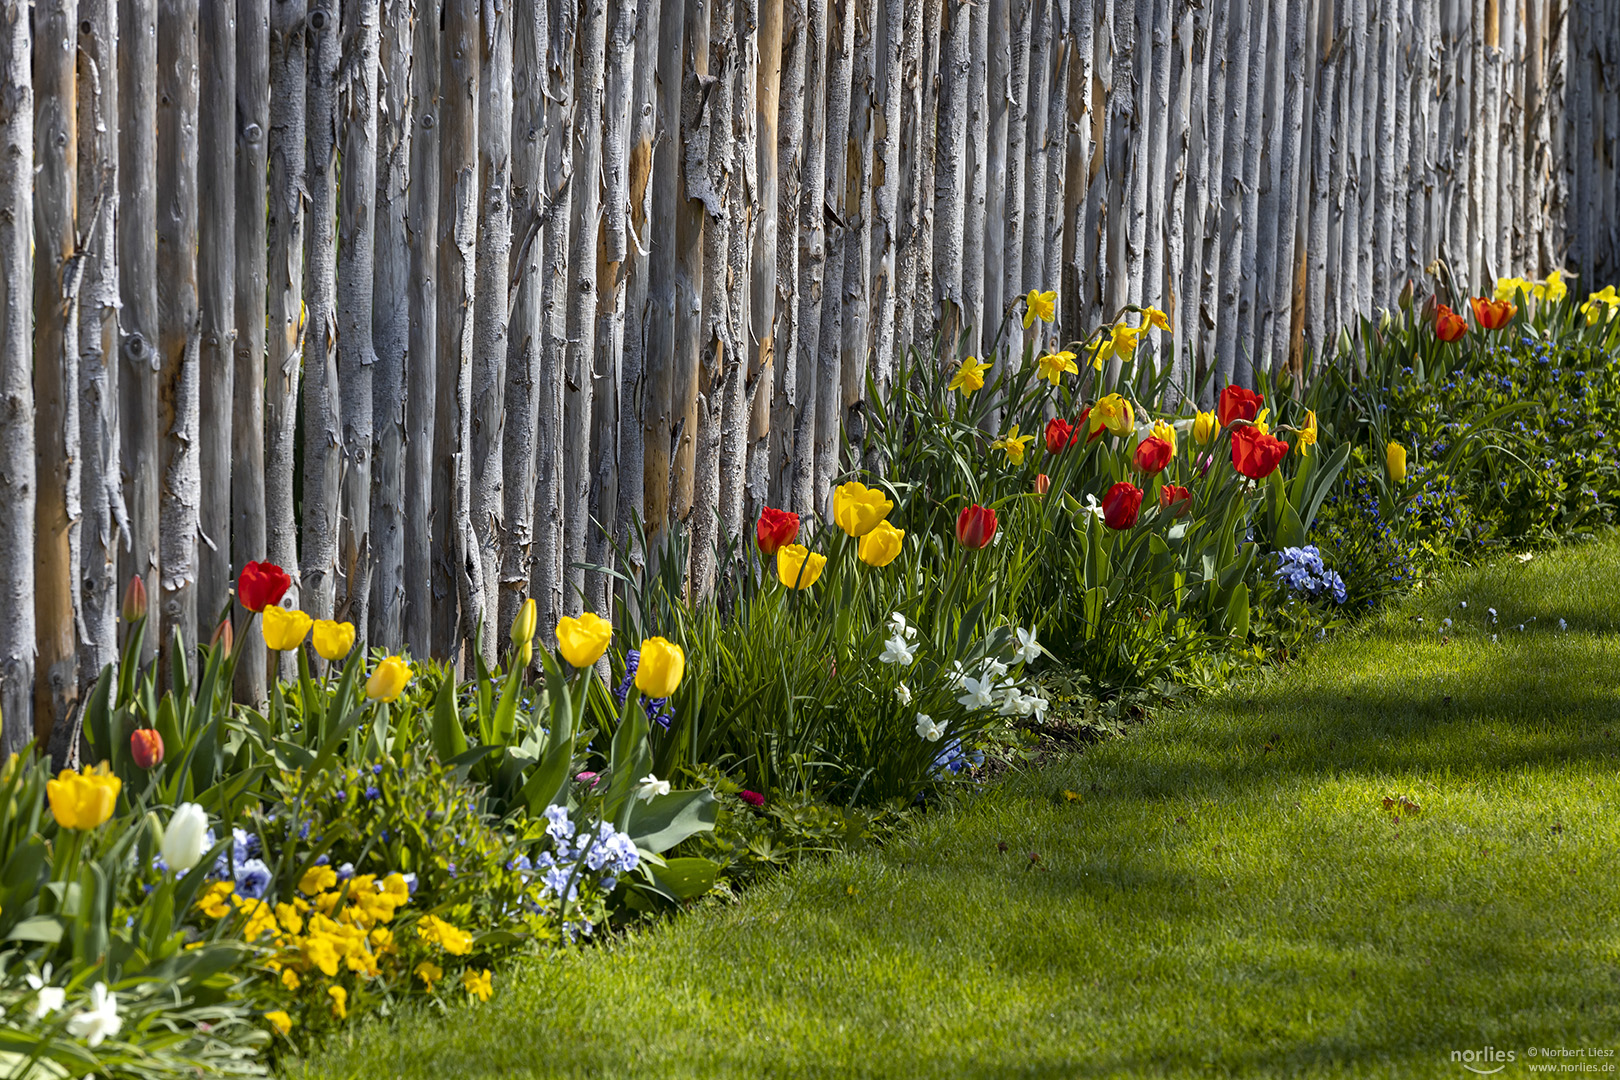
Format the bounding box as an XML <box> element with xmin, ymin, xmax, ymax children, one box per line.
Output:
<box><xmin>0</xmin><ymin>0</ymin><xmax>1616</xmax><ymax>752</ymax></box>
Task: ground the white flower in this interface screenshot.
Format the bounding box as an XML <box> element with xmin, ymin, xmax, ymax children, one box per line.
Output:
<box><xmin>983</xmin><ymin>659</ymin><xmax>1009</xmax><ymax>680</ymax></box>
<box><xmin>634</xmin><ymin>774</ymin><xmax>671</xmax><ymax>802</ymax></box>
<box><xmin>946</xmin><ymin>661</ymin><xmax>968</xmax><ymax>687</ymax></box>
<box><xmin>1082</xmin><ymin>494</ymin><xmax>1106</xmax><ymax>521</ymax></box>
<box><xmin>1013</xmin><ymin>627</ymin><xmax>1041</xmax><ymax>665</ymax></box>
<box><xmin>66</xmin><ymin>982</ymin><xmax>121</xmax><ymax>1048</ymax></box>
<box><xmin>1517</xmin><ymin>552</ymin><xmax>1534</xmax><ymax>562</ymax></box>
<box><xmin>1027</xmin><ymin>695</ymin><xmax>1048</xmax><ymax>722</ymax></box>
<box><xmin>879</xmin><ymin>634</ymin><xmax>917</xmax><ymax>666</ymax></box>
<box><xmin>895</xmin><ymin>683</ymin><xmax>912</xmax><ymax>705</ymax></box>
<box><xmin>888</xmin><ymin>612</ymin><xmax>917</xmax><ymax>640</ymax></box>
<box><xmin>997</xmin><ymin>688</ymin><xmax>1027</xmax><ymax>716</ymax></box>
<box><xmin>914</xmin><ymin>713</ymin><xmax>944</xmax><ymax>742</ymax></box>
<box><xmin>957</xmin><ymin>675</ymin><xmax>997</xmax><ymax>710</ymax></box>
<box><xmin>25</xmin><ymin>966</ymin><xmax>65</xmax><ymax>1020</ymax></box>
<box><xmin>161</xmin><ymin>802</ymin><xmax>210</xmax><ymax>873</ymax></box>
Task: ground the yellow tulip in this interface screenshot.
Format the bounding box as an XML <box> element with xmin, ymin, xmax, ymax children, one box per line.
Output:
<box><xmin>1150</xmin><ymin>419</ymin><xmax>1177</xmax><ymax>456</ymax></box>
<box><xmin>831</xmin><ymin>481</ymin><xmax>893</xmax><ymax>537</ymax></box>
<box><xmin>1023</xmin><ymin>289</ymin><xmax>1057</xmax><ymax>328</ymax></box>
<box><xmin>1192</xmin><ymin>410</ymin><xmax>1217</xmax><ymax>445</ymax></box>
<box><xmin>511</xmin><ymin>598</ymin><xmax>537</xmax><ymax>648</ymax></box>
<box><xmin>1091</xmin><ymin>393</ymin><xmax>1134</xmax><ymax>438</ymax></box>
<box><xmin>857</xmin><ymin>520</ymin><xmax>905</xmax><ymax>568</ymax></box>
<box><xmin>366</xmin><ymin>656</ymin><xmax>412</xmax><ymax>702</ymax></box>
<box><xmin>635</xmin><ymin>637</ymin><xmax>686</xmax><ymax>698</ymax></box>
<box><xmin>777</xmin><ymin>543</ymin><xmax>827</xmax><ymax>590</ymax></box>
<box><xmin>1035</xmin><ymin>350</ymin><xmax>1079</xmax><ymax>386</ymax></box>
<box><xmin>947</xmin><ymin>356</ymin><xmax>992</xmax><ymax>395</ymax></box>
<box><xmin>261</xmin><ymin>606</ymin><xmax>312</xmax><ymax>652</ymax></box>
<box><xmin>311</xmin><ymin>619</ymin><xmax>355</xmax><ymax>661</ymax></box>
<box><xmin>46</xmin><ymin>764</ymin><xmax>121</xmax><ymax>830</ymax></box>
<box><xmin>1386</xmin><ymin>441</ymin><xmax>1408</xmax><ymax>484</ymax></box>
<box><xmin>555</xmin><ymin>612</ymin><xmax>613</xmax><ymax>669</ymax></box>
<box><xmin>990</xmin><ymin>424</ymin><xmax>1036</xmax><ymax>465</ymax></box>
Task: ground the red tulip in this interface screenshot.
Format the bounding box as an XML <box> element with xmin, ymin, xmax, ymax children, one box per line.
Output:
<box><xmin>1033</xmin><ymin>473</ymin><xmax>1051</xmax><ymax>496</ymax></box>
<box><xmin>1074</xmin><ymin>407</ymin><xmax>1106</xmax><ymax>444</ymax></box>
<box><xmin>121</xmin><ymin>575</ymin><xmax>148</xmax><ymax>622</ymax></box>
<box><xmin>956</xmin><ymin>504</ymin><xmax>998</xmax><ymax>549</ymax></box>
<box><xmin>1469</xmin><ymin>295</ymin><xmax>1516</xmax><ymax>331</ymax></box>
<box><xmin>1044</xmin><ymin>417</ymin><xmax>1077</xmax><ymax>455</ymax></box>
<box><xmin>1434</xmin><ymin>304</ymin><xmax>1467</xmax><ymax>342</ymax></box>
<box><xmin>130</xmin><ymin>727</ymin><xmax>164</xmax><ymax>769</ymax></box>
<box><xmin>755</xmin><ymin>506</ymin><xmax>800</xmax><ymax>555</ymax></box>
<box><xmin>1132</xmin><ymin>435</ymin><xmax>1174</xmax><ymax>475</ymax></box>
<box><xmin>1101</xmin><ymin>482</ymin><xmax>1143</xmax><ymax>530</ymax></box>
<box><xmin>1159</xmin><ymin>484</ymin><xmax>1192</xmax><ymax>517</ymax></box>
<box><xmin>1217</xmin><ymin>385</ymin><xmax>1265</xmax><ymax>427</ymax></box>
<box><xmin>237</xmin><ymin>561</ymin><xmax>292</xmax><ymax>613</ymax></box>
<box><xmin>1230</xmin><ymin>423</ymin><xmax>1291</xmax><ymax>479</ymax></box>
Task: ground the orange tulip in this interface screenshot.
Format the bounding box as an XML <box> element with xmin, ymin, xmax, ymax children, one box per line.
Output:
<box><xmin>1469</xmin><ymin>296</ymin><xmax>1516</xmax><ymax>331</ymax></box>
<box><xmin>1434</xmin><ymin>304</ymin><xmax>1467</xmax><ymax>342</ymax></box>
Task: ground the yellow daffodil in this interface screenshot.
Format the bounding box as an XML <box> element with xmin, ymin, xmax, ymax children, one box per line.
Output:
<box><xmin>46</xmin><ymin>763</ymin><xmax>121</xmax><ymax>830</ymax></box>
<box><xmin>266</xmin><ymin>1010</ymin><xmax>293</xmax><ymax>1036</ymax></box>
<box><xmin>1296</xmin><ymin>410</ymin><xmax>1318</xmax><ymax>454</ymax></box>
<box><xmin>1150</xmin><ymin>419</ymin><xmax>1177</xmax><ymax>455</ymax></box>
<box><xmin>1386</xmin><ymin>441</ymin><xmax>1407</xmax><ymax>484</ymax></box>
<box><xmin>311</xmin><ymin>619</ymin><xmax>355</xmax><ymax>661</ymax></box>
<box><xmin>1023</xmin><ymin>289</ymin><xmax>1056</xmax><ymax>328</ymax></box>
<box><xmin>1035</xmin><ymin>350</ymin><xmax>1079</xmax><ymax>386</ymax></box>
<box><xmin>261</xmin><ymin>605</ymin><xmax>312</xmax><ymax>651</ymax></box>
<box><xmin>776</xmin><ymin>544</ymin><xmax>827</xmax><ymax>591</ymax></box>
<box><xmin>990</xmin><ymin>424</ymin><xmax>1036</xmax><ymax>465</ymax></box>
<box><xmin>1494</xmin><ymin>276</ymin><xmax>1530</xmax><ymax>302</ymax></box>
<box><xmin>635</xmin><ymin>636</ymin><xmax>686</xmax><ymax>697</ymax></box>
<box><xmin>1582</xmin><ymin>285</ymin><xmax>1619</xmax><ymax>325</ymax></box>
<box><xmin>463</xmin><ymin>968</ymin><xmax>493</xmax><ymax>1002</ymax></box>
<box><xmin>1252</xmin><ymin>408</ymin><xmax>1271</xmax><ymax>435</ymax></box>
<box><xmin>1090</xmin><ymin>393</ymin><xmax>1134</xmax><ymax>438</ymax></box>
<box><xmin>415</xmin><ymin>961</ymin><xmax>443</xmax><ymax>991</ymax></box>
<box><xmin>1110</xmin><ymin>325</ymin><xmax>1141</xmax><ymax>361</ymax></box>
<box><xmin>857</xmin><ymin>520</ymin><xmax>905</xmax><ymax>568</ymax></box>
<box><xmin>832</xmin><ymin>481</ymin><xmax>893</xmax><ymax>537</ymax></box>
<box><xmin>1531</xmin><ymin>270</ymin><xmax>1567</xmax><ymax>303</ymax></box>
<box><xmin>947</xmin><ymin>355</ymin><xmax>991</xmax><ymax>395</ymax></box>
<box><xmin>1142</xmin><ymin>306</ymin><xmax>1171</xmax><ymax>332</ymax></box>
<box><xmin>1192</xmin><ymin>409</ymin><xmax>1217</xmax><ymax>445</ymax></box>
<box><xmin>365</xmin><ymin>655</ymin><xmax>412</xmax><ymax>702</ymax></box>
<box><xmin>555</xmin><ymin>612</ymin><xmax>612</xmax><ymax>669</ymax></box>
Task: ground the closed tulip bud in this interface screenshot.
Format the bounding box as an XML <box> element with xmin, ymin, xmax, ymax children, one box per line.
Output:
<box><xmin>130</xmin><ymin>728</ymin><xmax>164</xmax><ymax>769</ymax></box>
<box><xmin>161</xmin><ymin>802</ymin><xmax>209</xmax><ymax>872</ymax></box>
<box><xmin>857</xmin><ymin>520</ymin><xmax>906</xmax><ymax>568</ymax></box>
<box><xmin>311</xmin><ymin>620</ymin><xmax>355</xmax><ymax>662</ymax></box>
<box><xmin>510</xmin><ymin>598</ymin><xmax>538</xmax><ymax>649</ymax></box>
<box><xmin>261</xmin><ymin>606</ymin><xmax>313</xmax><ymax>652</ymax></box>
<box><xmin>555</xmin><ymin>613</ymin><xmax>613</xmax><ymax>669</ymax></box>
<box><xmin>366</xmin><ymin>656</ymin><xmax>413</xmax><ymax>702</ymax></box>
<box><xmin>210</xmin><ymin>618</ymin><xmax>234</xmax><ymax>654</ymax></box>
<box><xmin>121</xmin><ymin>575</ymin><xmax>148</xmax><ymax>622</ymax></box>
<box><xmin>1386</xmin><ymin>442</ymin><xmax>1408</xmax><ymax>484</ymax></box>
<box><xmin>1101</xmin><ymin>482</ymin><xmax>1144</xmax><ymax>530</ymax></box>
<box><xmin>955</xmin><ymin>504</ymin><xmax>998</xmax><ymax>549</ymax></box>
<box><xmin>1192</xmin><ymin>410</ymin><xmax>1218</xmax><ymax>446</ymax></box>
<box><xmin>1034</xmin><ymin>473</ymin><xmax>1051</xmax><ymax>496</ymax></box>
<box><xmin>634</xmin><ymin>637</ymin><xmax>686</xmax><ymax>699</ymax></box>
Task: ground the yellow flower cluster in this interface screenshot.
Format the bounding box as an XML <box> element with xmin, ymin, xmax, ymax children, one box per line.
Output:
<box><xmin>1582</xmin><ymin>285</ymin><xmax>1619</xmax><ymax>325</ymax></box>
<box><xmin>1495</xmin><ymin>271</ymin><xmax>1567</xmax><ymax>305</ymax></box>
<box><xmin>1092</xmin><ymin>306</ymin><xmax>1169</xmax><ymax>370</ymax></box>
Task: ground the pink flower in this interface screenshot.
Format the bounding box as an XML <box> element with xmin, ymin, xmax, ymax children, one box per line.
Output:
<box><xmin>575</xmin><ymin>771</ymin><xmax>601</xmax><ymax>787</ymax></box>
<box><xmin>738</xmin><ymin>790</ymin><xmax>765</xmax><ymax>808</ymax></box>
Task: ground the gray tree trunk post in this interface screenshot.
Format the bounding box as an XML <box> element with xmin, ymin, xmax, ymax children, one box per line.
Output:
<box><xmin>1166</xmin><ymin>0</ymin><xmax>1195</xmax><ymax>379</ymax></box>
<box><xmin>1022</xmin><ymin>0</ymin><xmax>1049</xmax><ymax>303</ymax></box>
<box><xmin>840</xmin><ymin>2</ymin><xmax>875</xmax><ymax>457</ymax></box>
<box><xmin>198</xmin><ymin>0</ymin><xmax>235</xmax><ymax>631</ymax></box>
<box><xmin>1231</xmin><ymin>0</ymin><xmax>1267</xmax><ymax>386</ymax></box>
<box><xmin>1524</xmin><ymin>0</ymin><xmax>1547</xmax><ymax>272</ymax></box>
<box><xmin>1250</xmin><ymin>0</ymin><xmax>1281</xmax><ymax>376</ymax></box>
<box><xmin>670</xmin><ymin>0</ymin><xmax>707</xmax><ymax>553</ymax></box>
<box><xmin>790</xmin><ymin>0</ymin><xmax>826</xmax><ymax>519</ymax></box>
<box><xmin>1140</xmin><ymin>0</ymin><xmax>1169</xmax><ymax>315</ymax></box>
<box><xmin>338</xmin><ymin>0</ymin><xmax>380</xmax><ymax>641</ymax></box>
<box><xmin>1117</xmin><ymin>0</ymin><xmax>1146</xmax><ymax>322</ymax></box>
<box><xmin>79</xmin><ymin>0</ymin><xmax>124</xmax><ymax>685</ymax></box>
<box><xmin>768</xmin><ymin>0</ymin><xmax>805</xmax><ymax>508</ymax></box>
<box><xmin>0</xmin><ymin>0</ymin><xmax>33</xmax><ymax>756</ymax></box>
<box><xmin>1178</xmin><ymin>0</ymin><xmax>1213</xmax><ymax>377</ymax></box>
<box><xmin>934</xmin><ymin>0</ymin><xmax>970</xmax><ymax>344</ymax></box>
<box><xmin>533</xmin><ymin>0</ymin><xmax>573</xmax><ymax>645</ymax></box>
<box><xmin>118</xmin><ymin>0</ymin><xmax>159</xmax><ymax>669</ymax></box>
<box><xmin>747</xmin><ymin>0</ymin><xmax>781</xmax><ymax>514</ymax></box>
<box><xmin>1498</xmin><ymin>0</ymin><xmax>1519</xmax><ymax>273</ymax></box>
<box><xmin>471</xmin><ymin>0</ymin><xmax>511</xmax><ymax>659</ymax></box>
<box><xmin>1478</xmin><ymin>0</ymin><xmax>1501</xmax><ymax>279</ymax></box>
<box><xmin>1004</xmin><ymin>0</ymin><xmax>1030</xmax><ymax>339</ymax></box>
<box><xmin>501</xmin><ymin>0</ymin><xmax>547</xmax><ymax>644</ymax></box>
<box><xmin>1413</xmin><ymin>0</ymin><xmax>1438</xmax><ymax>280</ymax></box>
<box><xmin>1212</xmin><ymin>0</ymin><xmax>1251</xmax><ymax>385</ymax></box>
<box><xmin>720</xmin><ymin>0</ymin><xmax>757</xmax><ymax>565</ymax></box>
<box><xmin>642</xmin><ymin>0</ymin><xmax>679</xmax><ymax>572</ymax></box>
<box><xmin>983</xmin><ymin>0</ymin><xmax>1008</xmax><ymax>369</ymax></box>
<box><xmin>589</xmin><ymin>0</ymin><xmax>637</xmax><ymax>619</ymax></box>
<box><xmin>1326</xmin><ymin>0</ymin><xmax>1353</xmax><ymax>348</ymax></box>
<box><xmin>234</xmin><ymin>0</ymin><xmax>269</xmax><ymax>699</ymax></box>
<box><xmin>371</xmin><ymin>0</ymin><xmax>412</xmax><ymax>652</ymax></box>
<box><xmin>893</xmin><ymin>0</ymin><xmax>922</xmax><ymax>357</ymax></box>
<box><xmin>405</xmin><ymin>0</ymin><xmax>438</xmax><ymax>657</ymax></box>
<box><xmin>1042</xmin><ymin>0</ymin><xmax>1071</xmax><ymax>319</ymax></box>
<box><xmin>35</xmin><ymin>0</ymin><xmax>80</xmax><ymax>741</ymax></box>
<box><xmin>266</xmin><ymin>0</ymin><xmax>305</xmax><ymax>676</ymax></box>
<box><xmin>870</xmin><ymin>0</ymin><xmax>904</xmax><ymax>415</ymax></box>
<box><xmin>1389</xmin><ymin>0</ymin><xmax>1413</xmax><ymax>294</ymax></box>
<box><xmin>1370</xmin><ymin>0</ymin><xmax>1396</xmax><ymax>305</ymax></box>
<box><xmin>566</xmin><ymin>0</ymin><xmax>607</xmax><ymax>613</ymax></box>
<box><xmin>1266</xmin><ymin>0</ymin><xmax>1309</xmax><ymax>370</ymax></box>
<box><xmin>434</xmin><ymin>0</ymin><xmax>479</xmax><ymax>662</ymax></box>
<box><xmin>913</xmin><ymin>0</ymin><xmax>939</xmax><ymax>346</ymax></box>
<box><xmin>1354</xmin><ymin>0</ymin><xmax>1377</xmax><ymax>312</ymax></box>
<box><xmin>962</xmin><ymin>0</ymin><xmax>989</xmax><ymax>362</ymax></box>
<box><xmin>815</xmin><ymin>0</ymin><xmax>853</xmax><ymax>508</ymax></box>
<box><xmin>157</xmin><ymin>0</ymin><xmax>201</xmax><ymax>682</ymax></box>
<box><xmin>303</xmin><ymin>2</ymin><xmax>342</xmax><ymax>626</ymax></box>
<box><xmin>1445</xmin><ymin>0</ymin><xmax>1472</xmax><ymax>281</ymax></box>
<box><xmin>1058</xmin><ymin>0</ymin><xmax>1086</xmax><ymax>349</ymax></box>
<box><xmin>1193</xmin><ymin>0</ymin><xmax>1225</xmax><ymax>368</ymax></box>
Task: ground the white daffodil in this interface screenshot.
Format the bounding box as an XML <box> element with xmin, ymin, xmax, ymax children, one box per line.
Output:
<box><xmin>998</xmin><ymin>688</ymin><xmax>1026</xmax><ymax>716</ymax></box>
<box><xmin>1013</xmin><ymin>627</ymin><xmax>1041</xmax><ymax>665</ymax></box>
<box><xmin>1028</xmin><ymin>695</ymin><xmax>1049</xmax><ymax>722</ymax></box>
<box><xmin>983</xmin><ymin>659</ymin><xmax>1009</xmax><ymax>680</ymax></box>
<box><xmin>879</xmin><ymin>634</ymin><xmax>917</xmax><ymax>666</ymax></box>
<box><xmin>914</xmin><ymin>713</ymin><xmax>944</xmax><ymax>742</ymax></box>
<box><xmin>888</xmin><ymin>612</ymin><xmax>917</xmax><ymax>640</ymax></box>
<box><xmin>957</xmin><ymin>675</ymin><xmax>997</xmax><ymax>710</ymax></box>
<box><xmin>1082</xmin><ymin>493</ymin><xmax>1106</xmax><ymax>521</ymax></box>
<box><xmin>946</xmin><ymin>661</ymin><xmax>969</xmax><ymax>687</ymax></box>
<box><xmin>25</xmin><ymin>966</ymin><xmax>65</xmax><ymax>1020</ymax></box>
<box><xmin>65</xmin><ymin>982</ymin><xmax>121</xmax><ymax>1047</ymax></box>
<box><xmin>634</xmin><ymin>774</ymin><xmax>671</xmax><ymax>802</ymax></box>
<box><xmin>895</xmin><ymin>683</ymin><xmax>912</xmax><ymax>705</ymax></box>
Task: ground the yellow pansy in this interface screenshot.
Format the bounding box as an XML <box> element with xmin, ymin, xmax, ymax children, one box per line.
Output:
<box><xmin>857</xmin><ymin>520</ymin><xmax>905</xmax><ymax>568</ymax></box>
<box><xmin>311</xmin><ymin>619</ymin><xmax>355</xmax><ymax>661</ymax></box>
<box><xmin>1023</xmin><ymin>289</ymin><xmax>1057</xmax><ymax>328</ymax></box>
<box><xmin>947</xmin><ymin>356</ymin><xmax>991</xmax><ymax>395</ymax></box>
<box><xmin>328</xmin><ymin>985</ymin><xmax>347</xmax><ymax>1020</ymax></box>
<box><xmin>416</xmin><ymin>914</ymin><xmax>474</xmax><ymax>956</ymax></box>
<box><xmin>46</xmin><ymin>763</ymin><xmax>121</xmax><ymax>830</ymax></box>
<box><xmin>280</xmin><ymin>968</ymin><xmax>300</xmax><ymax>991</ymax></box>
<box><xmin>463</xmin><ymin>968</ymin><xmax>494</xmax><ymax>1002</ymax></box>
<box><xmin>990</xmin><ymin>424</ymin><xmax>1036</xmax><ymax>465</ymax></box>
<box><xmin>299</xmin><ymin>863</ymin><xmax>338</xmax><ymax>896</ymax></box>
<box><xmin>776</xmin><ymin>544</ymin><xmax>827</xmax><ymax>590</ymax></box>
<box><xmin>635</xmin><ymin>636</ymin><xmax>686</xmax><ymax>698</ymax></box>
<box><xmin>1192</xmin><ymin>410</ymin><xmax>1217</xmax><ymax>445</ymax></box>
<box><xmin>831</xmin><ymin>481</ymin><xmax>894</xmax><ymax>537</ymax></box>
<box><xmin>366</xmin><ymin>655</ymin><xmax>412</xmax><ymax>702</ymax></box>
<box><xmin>555</xmin><ymin>612</ymin><xmax>612</xmax><ymax>669</ymax></box>
<box><xmin>1035</xmin><ymin>349</ymin><xmax>1079</xmax><ymax>386</ymax></box>
<box><xmin>415</xmin><ymin>960</ymin><xmax>443</xmax><ymax>991</ymax></box>
<box><xmin>261</xmin><ymin>605</ymin><xmax>312</xmax><ymax>651</ymax></box>
<box><xmin>266</xmin><ymin>1011</ymin><xmax>293</xmax><ymax>1036</ymax></box>
<box><xmin>1150</xmin><ymin>419</ymin><xmax>1177</xmax><ymax>455</ymax></box>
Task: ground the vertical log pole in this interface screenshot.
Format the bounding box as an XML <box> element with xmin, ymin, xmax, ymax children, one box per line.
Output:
<box><xmin>642</xmin><ymin>0</ymin><xmax>680</xmax><ymax>567</ymax></box>
<box><xmin>235</xmin><ymin>0</ymin><xmax>269</xmax><ymax>698</ymax></box>
<box><xmin>1166</xmin><ymin>0</ymin><xmax>1195</xmax><ymax>377</ymax></box>
<box><xmin>1267</xmin><ymin>0</ymin><xmax>1309</xmax><ymax>369</ymax></box>
<box><xmin>1212</xmin><ymin>0</ymin><xmax>1251</xmax><ymax>384</ymax></box>
<box><xmin>199</xmin><ymin>0</ymin><xmax>235</xmax><ymax>629</ymax></box>
<box><xmin>404</xmin><ymin>0</ymin><xmax>438</xmax><ymax>656</ymax></box>
<box><xmin>0</xmin><ymin>0</ymin><xmax>32</xmax><ymax>755</ymax></box>
<box><xmin>790</xmin><ymin>0</ymin><xmax>826</xmax><ymax>518</ymax></box>
<box><xmin>815</xmin><ymin>0</ymin><xmax>853</xmax><ymax>503</ymax></box>
<box><xmin>841</xmin><ymin>0</ymin><xmax>875</xmax><ymax>455</ymax></box>
<box><xmin>721</xmin><ymin>0</ymin><xmax>757</xmax><ymax>557</ymax></box>
<box><xmin>1042</xmin><ymin>0</ymin><xmax>1071</xmax><ymax>318</ymax></box>
<box><xmin>748</xmin><ymin>0</ymin><xmax>782</xmax><ymax>513</ymax></box>
<box><xmin>934</xmin><ymin>0</ymin><xmax>969</xmax><ymax>340</ymax></box>
<box><xmin>983</xmin><ymin>0</ymin><xmax>1008</xmax><ymax>365</ymax></box>
<box><xmin>303</xmin><ymin>1</ymin><xmax>341</xmax><ymax>624</ymax></box>
<box><xmin>962</xmin><ymin>0</ymin><xmax>989</xmax><ymax>361</ymax></box>
<box><xmin>1140</xmin><ymin>0</ymin><xmax>1169</xmax><ymax>315</ymax></box>
<box><xmin>871</xmin><ymin>0</ymin><xmax>904</xmax><ymax>411</ymax></box>
<box><xmin>671</xmin><ymin>0</ymin><xmax>707</xmax><ymax>550</ymax></box>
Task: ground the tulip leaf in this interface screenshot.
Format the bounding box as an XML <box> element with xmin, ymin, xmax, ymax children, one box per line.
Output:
<box><xmin>429</xmin><ymin>678</ymin><xmax>469</xmax><ymax>765</ymax></box>
<box><xmin>627</xmin><ymin>789</ymin><xmax>718</xmax><ymax>855</ymax></box>
<box><xmin>6</xmin><ymin>915</ymin><xmax>64</xmax><ymax>944</ymax></box>
<box><xmin>642</xmin><ymin>856</ymin><xmax>719</xmax><ymax>902</ymax></box>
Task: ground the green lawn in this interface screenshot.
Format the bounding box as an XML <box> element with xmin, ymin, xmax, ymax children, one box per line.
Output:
<box><xmin>290</xmin><ymin>538</ymin><xmax>1620</xmax><ymax>1079</ymax></box>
